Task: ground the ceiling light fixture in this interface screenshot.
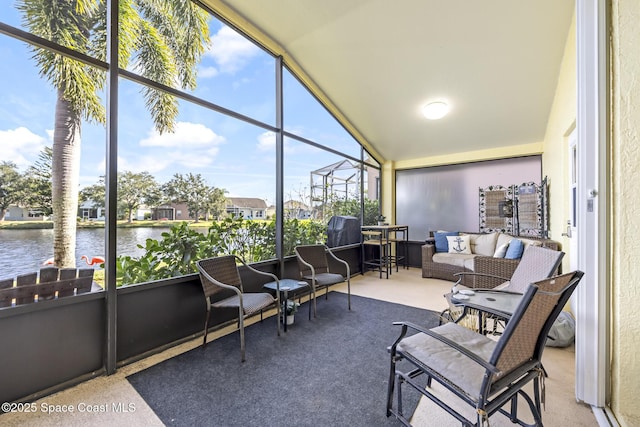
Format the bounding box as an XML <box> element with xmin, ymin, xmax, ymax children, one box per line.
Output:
<box><xmin>422</xmin><ymin>101</ymin><xmax>450</xmax><ymax>120</ymax></box>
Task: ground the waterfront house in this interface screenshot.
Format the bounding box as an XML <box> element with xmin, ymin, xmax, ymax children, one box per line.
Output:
<box><xmin>4</xmin><ymin>205</ymin><xmax>48</xmax><ymax>221</ymax></box>
<box><xmin>226</xmin><ymin>197</ymin><xmax>267</xmax><ymax>219</ymax></box>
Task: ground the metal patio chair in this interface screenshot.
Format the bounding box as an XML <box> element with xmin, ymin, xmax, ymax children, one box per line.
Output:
<box><xmin>387</xmin><ymin>271</ymin><xmax>584</xmax><ymax>426</ymax></box>
<box><xmin>294</xmin><ymin>244</ymin><xmax>351</xmax><ymax>319</ymax></box>
<box><xmin>196</xmin><ymin>255</ymin><xmax>280</xmax><ymax>362</ymax></box>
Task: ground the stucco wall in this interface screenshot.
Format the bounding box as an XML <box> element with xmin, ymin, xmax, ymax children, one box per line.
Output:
<box><xmin>611</xmin><ymin>1</ymin><xmax>640</xmax><ymax>425</ymax></box>
<box><xmin>541</xmin><ymin>13</ymin><xmax>576</xmax><ymax>274</ymax></box>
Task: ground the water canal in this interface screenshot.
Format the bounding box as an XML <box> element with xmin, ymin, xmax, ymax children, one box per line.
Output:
<box><xmin>0</xmin><ymin>228</ymin><xmax>173</xmax><ymax>280</ymax></box>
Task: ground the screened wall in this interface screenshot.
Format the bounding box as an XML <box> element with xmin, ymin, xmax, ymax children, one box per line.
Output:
<box><xmin>0</xmin><ymin>0</ymin><xmax>381</xmax><ymax>382</ymax></box>
<box><xmin>0</xmin><ymin>0</ymin><xmax>381</xmax><ymax>284</ymax></box>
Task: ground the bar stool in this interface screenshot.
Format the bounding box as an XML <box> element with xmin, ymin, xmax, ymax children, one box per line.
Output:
<box><xmin>387</xmin><ymin>226</ymin><xmax>409</xmax><ymax>271</ymax></box>
<box><xmin>362</xmin><ymin>230</ymin><xmax>391</xmax><ymax>278</ymax></box>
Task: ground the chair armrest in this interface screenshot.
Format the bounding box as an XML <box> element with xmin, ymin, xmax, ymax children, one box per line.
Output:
<box><xmin>234</xmin><ymin>256</ymin><xmax>280</xmax><ymax>292</ymax></box>
<box><xmin>391</xmin><ymin>321</ymin><xmax>499</xmax><ymax>373</ymax></box>
<box><xmin>422</xmin><ymin>243</ymin><xmax>436</xmax><ymax>260</ymax></box>
<box><xmin>324</xmin><ymin>245</ymin><xmax>351</xmax><ymax>278</ymax></box>
<box><xmin>295</xmin><ymin>255</ymin><xmax>316</xmax><ymax>279</ymax></box>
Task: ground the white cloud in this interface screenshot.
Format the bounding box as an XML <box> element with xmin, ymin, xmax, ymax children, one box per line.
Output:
<box><xmin>169</xmin><ymin>148</ymin><xmax>220</xmax><ymax>169</ymax></box>
<box><xmin>257</xmin><ymin>131</ymin><xmax>275</xmax><ymax>151</ymax></box>
<box><xmin>198</xmin><ymin>66</ymin><xmax>219</xmax><ymax>78</ymax></box>
<box><xmin>256</xmin><ymin>131</ymin><xmax>299</xmax><ymax>154</ymax></box>
<box><xmin>206</xmin><ymin>26</ymin><xmax>260</xmax><ymax>74</ymax></box>
<box><xmin>94</xmin><ymin>155</ymin><xmax>172</xmax><ymax>179</ymax></box>
<box><xmin>139</xmin><ymin>121</ymin><xmax>225</xmax><ymax>148</ymax></box>
<box><xmin>91</xmin><ymin>122</ymin><xmax>227</xmax><ymax>184</ymax></box>
<box><xmin>0</xmin><ymin>127</ymin><xmax>48</xmax><ymax>169</ymax></box>
<box><xmin>119</xmin><ymin>156</ymin><xmax>173</xmax><ymax>174</ymax></box>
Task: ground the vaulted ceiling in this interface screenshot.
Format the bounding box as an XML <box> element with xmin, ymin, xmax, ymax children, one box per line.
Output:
<box><xmin>210</xmin><ymin>0</ymin><xmax>575</xmax><ymax>163</ymax></box>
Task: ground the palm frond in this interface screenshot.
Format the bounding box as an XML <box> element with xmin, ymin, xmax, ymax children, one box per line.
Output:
<box><xmin>18</xmin><ymin>0</ymin><xmax>210</xmax><ymax>130</ymax></box>
<box><xmin>19</xmin><ymin>0</ymin><xmax>105</xmax><ymax>123</ymax></box>
<box><xmin>136</xmin><ymin>0</ymin><xmax>210</xmax><ymax>90</ymax></box>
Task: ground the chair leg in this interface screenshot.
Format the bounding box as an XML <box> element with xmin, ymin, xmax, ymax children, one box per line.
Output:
<box><xmin>386</xmin><ymin>353</ymin><xmax>398</xmax><ymax>416</ymax></box>
<box><xmin>238</xmin><ymin>306</ymin><xmax>246</xmax><ymax>362</ymax></box>
<box><xmin>347</xmin><ymin>278</ymin><xmax>351</xmax><ymax>310</ymax></box>
<box><xmin>533</xmin><ymin>373</ymin><xmax>542</xmax><ymax>415</ymax></box>
<box><xmin>276</xmin><ymin>300</ymin><xmax>281</xmax><ymax>337</ymax></box>
<box><xmin>312</xmin><ymin>283</ymin><xmax>318</xmax><ymax>318</ymax></box>
<box><xmin>308</xmin><ymin>285</ymin><xmax>315</xmax><ymax>320</ymax></box>
<box><xmin>202</xmin><ymin>310</ymin><xmax>210</xmax><ymax>348</ymax></box>
<box><xmin>396</xmin><ymin>373</ymin><xmax>404</xmax><ymax>416</ymax></box>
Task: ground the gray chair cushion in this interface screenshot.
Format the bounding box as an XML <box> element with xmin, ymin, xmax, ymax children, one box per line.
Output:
<box><xmin>303</xmin><ymin>272</ymin><xmax>344</xmax><ymax>287</ymax></box>
<box><xmin>213</xmin><ymin>292</ymin><xmax>276</xmax><ymax>315</ymax></box>
<box><xmin>397</xmin><ymin>322</ymin><xmax>497</xmax><ymax>401</ymax></box>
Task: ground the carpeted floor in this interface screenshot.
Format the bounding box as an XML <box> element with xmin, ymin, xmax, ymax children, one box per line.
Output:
<box><xmin>127</xmin><ymin>293</ymin><xmax>440</xmax><ymax>427</ymax></box>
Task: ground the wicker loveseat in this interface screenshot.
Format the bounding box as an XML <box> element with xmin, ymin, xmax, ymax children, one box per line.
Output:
<box><xmin>421</xmin><ymin>231</ymin><xmax>560</xmax><ymax>288</ymax></box>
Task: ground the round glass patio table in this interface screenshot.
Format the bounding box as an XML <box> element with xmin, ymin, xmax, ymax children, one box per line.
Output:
<box><xmin>263</xmin><ymin>279</ymin><xmax>309</xmax><ymax>332</ymax></box>
<box><xmin>451</xmin><ymin>290</ymin><xmax>523</xmax><ymax>334</ymax></box>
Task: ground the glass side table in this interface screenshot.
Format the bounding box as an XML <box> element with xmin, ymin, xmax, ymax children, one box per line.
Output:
<box><xmin>263</xmin><ymin>279</ymin><xmax>309</xmax><ymax>332</ymax></box>
<box><xmin>451</xmin><ymin>290</ymin><xmax>523</xmax><ymax>335</ymax></box>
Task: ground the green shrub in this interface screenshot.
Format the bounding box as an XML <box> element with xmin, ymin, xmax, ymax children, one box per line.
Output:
<box><xmin>115</xmin><ymin>216</ymin><xmax>327</xmax><ymax>286</ymax></box>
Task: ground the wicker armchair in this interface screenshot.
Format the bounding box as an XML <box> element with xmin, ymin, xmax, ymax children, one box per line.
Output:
<box><xmin>196</xmin><ymin>255</ymin><xmax>280</xmax><ymax>362</ymax></box>
<box><xmin>387</xmin><ymin>271</ymin><xmax>584</xmax><ymax>426</ymax></box>
<box><xmin>294</xmin><ymin>244</ymin><xmax>351</xmax><ymax>319</ymax></box>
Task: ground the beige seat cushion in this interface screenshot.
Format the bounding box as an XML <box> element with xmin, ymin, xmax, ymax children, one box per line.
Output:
<box><xmin>433</xmin><ymin>253</ymin><xmax>478</xmax><ymax>270</ymax></box>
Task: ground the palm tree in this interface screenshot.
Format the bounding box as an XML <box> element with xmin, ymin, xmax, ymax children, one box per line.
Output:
<box><xmin>17</xmin><ymin>0</ymin><xmax>210</xmax><ymax>267</ymax></box>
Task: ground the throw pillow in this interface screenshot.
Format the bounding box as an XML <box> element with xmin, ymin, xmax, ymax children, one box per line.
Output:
<box><xmin>520</xmin><ymin>238</ymin><xmax>543</xmax><ymax>249</ymax></box>
<box><xmin>446</xmin><ymin>235</ymin><xmax>471</xmax><ymax>254</ymax></box>
<box><xmin>434</xmin><ymin>231</ymin><xmax>458</xmax><ymax>252</ymax></box>
<box><xmin>493</xmin><ymin>242</ymin><xmax>509</xmax><ymax>258</ymax></box>
<box><xmin>505</xmin><ymin>238</ymin><xmax>524</xmax><ymax>259</ymax></box>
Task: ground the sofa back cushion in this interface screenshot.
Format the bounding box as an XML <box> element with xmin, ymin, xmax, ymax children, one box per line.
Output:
<box><xmin>496</xmin><ymin>233</ymin><xmax>546</xmax><ymax>251</ymax></box>
<box><xmin>496</xmin><ymin>232</ymin><xmax>513</xmax><ymax>249</ymax></box>
<box><xmin>462</xmin><ymin>232</ymin><xmax>498</xmax><ymax>256</ymax></box>
<box><xmin>520</xmin><ymin>237</ymin><xmax>544</xmax><ymax>250</ymax></box>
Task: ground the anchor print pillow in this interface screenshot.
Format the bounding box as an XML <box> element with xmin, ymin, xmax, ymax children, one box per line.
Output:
<box><xmin>446</xmin><ymin>235</ymin><xmax>471</xmax><ymax>255</ymax></box>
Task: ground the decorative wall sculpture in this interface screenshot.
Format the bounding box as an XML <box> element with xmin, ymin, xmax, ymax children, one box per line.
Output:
<box><xmin>479</xmin><ymin>185</ymin><xmax>515</xmax><ymax>234</ymax></box>
<box><xmin>479</xmin><ymin>178</ymin><xmax>548</xmax><ymax>238</ymax></box>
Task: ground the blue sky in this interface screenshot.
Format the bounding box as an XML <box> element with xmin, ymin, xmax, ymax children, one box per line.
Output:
<box><xmin>0</xmin><ymin>3</ymin><xmax>363</xmax><ymax>206</ymax></box>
